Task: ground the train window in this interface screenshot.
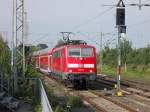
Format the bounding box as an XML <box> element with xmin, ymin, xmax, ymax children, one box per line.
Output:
<box><xmin>57</xmin><ymin>51</ymin><xmax>60</xmax><ymax>57</ymax></box>
<box><xmin>81</xmin><ymin>48</ymin><xmax>93</xmax><ymax>57</ymax></box>
<box><xmin>52</xmin><ymin>52</ymin><xmax>56</xmax><ymax>57</ymax></box>
<box><xmin>52</xmin><ymin>51</ymin><xmax>60</xmax><ymax>57</ymax></box>
<box><xmin>68</xmin><ymin>48</ymin><xmax>80</xmax><ymax>56</ymax></box>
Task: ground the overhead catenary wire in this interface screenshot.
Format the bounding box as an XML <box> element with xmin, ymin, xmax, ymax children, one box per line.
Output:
<box><xmin>28</xmin><ymin>32</ymin><xmax>58</xmax><ymax>44</ymax></box>
<box><xmin>31</xmin><ymin>34</ymin><xmax>49</xmax><ymax>44</ymax></box>
<box><xmin>72</xmin><ymin>6</ymin><xmax>115</xmax><ymax>31</ymax></box>
<box><xmin>128</xmin><ymin>18</ymin><xmax>150</xmax><ymax>29</ymax></box>
<box><xmin>144</xmin><ymin>0</ymin><xmax>150</xmax><ymax>3</ymax></box>
<box><xmin>77</xmin><ymin>32</ymin><xmax>116</xmax><ymax>47</ymax></box>
<box><xmin>24</xmin><ymin>0</ymin><xmax>150</xmax><ymax>49</ymax></box>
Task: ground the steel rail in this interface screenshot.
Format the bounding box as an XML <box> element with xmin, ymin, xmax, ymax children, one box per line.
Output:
<box><xmin>96</xmin><ymin>77</ymin><xmax>150</xmax><ymax>98</ymax></box>
<box><xmin>77</xmin><ymin>93</ymin><xmax>108</xmax><ymax>112</ymax></box>
<box><xmin>90</xmin><ymin>91</ymin><xmax>138</xmax><ymax>112</ymax></box>
<box><xmin>45</xmin><ymin>75</ymin><xmax>108</xmax><ymax>112</ymax></box>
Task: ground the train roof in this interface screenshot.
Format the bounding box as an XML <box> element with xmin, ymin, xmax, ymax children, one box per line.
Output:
<box><xmin>55</xmin><ymin>40</ymin><xmax>87</xmax><ymax>47</ymax></box>
<box><xmin>33</xmin><ymin>40</ymin><xmax>95</xmax><ymax>56</ymax></box>
<box><xmin>66</xmin><ymin>44</ymin><xmax>95</xmax><ymax>48</ymax></box>
<box><xmin>52</xmin><ymin>44</ymin><xmax>95</xmax><ymax>52</ymax></box>
<box><xmin>54</xmin><ymin>40</ymin><xmax>95</xmax><ymax>49</ymax></box>
<box><xmin>33</xmin><ymin>48</ymin><xmax>54</xmax><ymax>56</ymax></box>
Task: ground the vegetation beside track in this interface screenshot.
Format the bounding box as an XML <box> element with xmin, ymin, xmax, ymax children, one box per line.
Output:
<box><xmin>0</xmin><ymin>35</ymin><xmax>11</xmax><ymax>87</ymax></box>
<box><xmin>97</xmin><ymin>39</ymin><xmax>150</xmax><ymax>80</ymax></box>
<box><xmin>97</xmin><ymin>65</ymin><xmax>150</xmax><ymax>80</ymax></box>
<box><xmin>43</xmin><ymin>76</ymin><xmax>97</xmax><ymax>112</ymax></box>
<box><xmin>45</xmin><ymin>83</ymin><xmax>83</xmax><ymax>112</ymax></box>
<box><xmin>0</xmin><ymin>35</ymin><xmax>44</xmax><ymax>111</ymax></box>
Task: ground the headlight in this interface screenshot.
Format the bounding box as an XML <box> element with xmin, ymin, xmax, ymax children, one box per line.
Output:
<box><xmin>69</xmin><ymin>70</ymin><xmax>72</xmax><ymax>72</ymax></box>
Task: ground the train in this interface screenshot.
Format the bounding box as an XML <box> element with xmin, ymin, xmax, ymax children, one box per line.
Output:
<box><xmin>33</xmin><ymin>40</ymin><xmax>97</xmax><ymax>89</ymax></box>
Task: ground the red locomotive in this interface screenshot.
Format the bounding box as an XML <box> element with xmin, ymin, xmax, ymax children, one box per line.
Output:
<box><xmin>33</xmin><ymin>40</ymin><xmax>97</xmax><ymax>88</ymax></box>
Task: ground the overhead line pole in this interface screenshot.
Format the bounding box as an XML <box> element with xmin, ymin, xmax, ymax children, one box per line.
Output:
<box><xmin>99</xmin><ymin>32</ymin><xmax>116</xmax><ymax>72</ymax></box>
<box><xmin>16</xmin><ymin>0</ymin><xmax>25</xmax><ymax>77</ymax></box>
<box><xmin>12</xmin><ymin>0</ymin><xmax>18</xmax><ymax>94</ymax></box>
<box><xmin>22</xmin><ymin>0</ymin><xmax>25</xmax><ymax>77</ymax></box>
<box><xmin>100</xmin><ymin>32</ymin><xmax>103</xmax><ymax>72</ymax></box>
<box><xmin>12</xmin><ymin>0</ymin><xmax>25</xmax><ymax>94</ymax></box>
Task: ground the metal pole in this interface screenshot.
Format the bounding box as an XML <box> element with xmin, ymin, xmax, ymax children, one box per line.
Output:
<box><xmin>100</xmin><ymin>32</ymin><xmax>103</xmax><ymax>72</ymax></box>
<box><xmin>11</xmin><ymin>0</ymin><xmax>14</xmax><ymax>94</ymax></box>
<box><xmin>12</xmin><ymin>0</ymin><xmax>26</xmax><ymax>95</ymax></box>
<box><xmin>117</xmin><ymin>29</ymin><xmax>121</xmax><ymax>92</ymax></box>
<box><xmin>12</xmin><ymin>0</ymin><xmax>18</xmax><ymax>94</ymax></box>
<box><xmin>24</xmin><ymin>12</ymin><xmax>28</xmax><ymax>46</ymax></box>
<box><xmin>22</xmin><ymin>0</ymin><xmax>25</xmax><ymax>77</ymax></box>
<box><xmin>16</xmin><ymin>0</ymin><xmax>25</xmax><ymax>76</ymax></box>
<box><xmin>116</xmin><ymin>0</ymin><xmax>125</xmax><ymax>97</ymax></box>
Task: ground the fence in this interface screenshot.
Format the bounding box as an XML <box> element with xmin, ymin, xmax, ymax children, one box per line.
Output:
<box><xmin>0</xmin><ymin>77</ymin><xmax>53</xmax><ymax>112</ymax></box>
<box><xmin>39</xmin><ymin>79</ymin><xmax>53</xmax><ymax>112</ymax></box>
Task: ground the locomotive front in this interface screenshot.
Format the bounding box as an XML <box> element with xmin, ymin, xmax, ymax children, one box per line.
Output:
<box><xmin>65</xmin><ymin>45</ymin><xmax>97</xmax><ymax>82</ymax></box>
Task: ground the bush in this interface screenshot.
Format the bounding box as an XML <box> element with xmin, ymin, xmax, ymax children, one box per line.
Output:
<box><xmin>54</xmin><ymin>105</ymin><xmax>64</xmax><ymax>112</ymax></box>
<box><xmin>67</xmin><ymin>96</ymin><xmax>83</xmax><ymax>108</ymax></box>
<box><xmin>34</xmin><ymin>104</ymin><xmax>42</xmax><ymax>112</ymax></box>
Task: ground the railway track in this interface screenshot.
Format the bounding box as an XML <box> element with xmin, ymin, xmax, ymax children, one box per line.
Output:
<box><xmin>89</xmin><ymin>90</ymin><xmax>138</xmax><ymax>112</ymax></box>
<box><xmin>44</xmin><ymin>74</ymin><xmax>141</xmax><ymax>112</ymax></box>
<box><xmin>92</xmin><ymin>76</ymin><xmax>150</xmax><ymax>112</ymax></box>
<box><xmin>39</xmin><ymin>70</ymin><xmax>150</xmax><ymax>112</ymax></box>
<box><xmin>97</xmin><ymin>74</ymin><xmax>150</xmax><ymax>92</ymax></box>
<box><xmin>89</xmin><ymin>82</ymin><xmax>150</xmax><ymax>112</ymax></box>
<box><xmin>75</xmin><ymin>90</ymin><xmax>135</xmax><ymax>112</ymax></box>
<box><xmin>97</xmin><ymin>74</ymin><xmax>150</xmax><ymax>98</ymax></box>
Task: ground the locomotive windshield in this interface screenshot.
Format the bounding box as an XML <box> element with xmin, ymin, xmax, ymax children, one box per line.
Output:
<box><xmin>68</xmin><ymin>48</ymin><xmax>80</xmax><ymax>56</ymax></box>
<box><xmin>81</xmin><ymin>48</ymin><xmax>93</xmax><ymax>56</ymax></box>
<box><xmin>68</xmin><ymin>48</ymin><xmax>93</xmax><ymax>57</ymax></box>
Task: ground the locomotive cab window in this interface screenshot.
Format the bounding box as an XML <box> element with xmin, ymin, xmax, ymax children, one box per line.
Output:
<box><xmin>68</xmin><ymin>47</ymin><xmax>93</xmax><ymax>57</ymax></box>
<box><xmin>68</xmin><ymin>48</ymin><xmax>80</xmax><ymax>56</ymax></box>
<box><xmin>81</xmin><ymin>48</ymin><xmax>93</xmax><ymax>57</ymax></box>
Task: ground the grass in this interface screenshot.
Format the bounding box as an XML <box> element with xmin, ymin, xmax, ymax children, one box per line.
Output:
<box><xmin>54</xmin><ymin>105</ymin><xmax>64</xmax><ymax>112</ymax></box>
<box><xmin>67</xmin><ymin>95</ymin><xmax>83</xmax><ymax>108</ymax></box>
<box><xmin>34</xmin><ymin>104</ymin><xmax>42</xmax><ymax>112</ymax></box>
<box><xmin>98</xmin><ymin>64</ymin><xmax>150</xmax><ymax>80</ymax></box>
<box><xmin>97</xmin><ymin>65</ymin><xmax>116</xmax><ymax>76</ymax></box>
<box><xmin>45</xmin><ymin>83</ymin><xmax>83</xmax><ymax>112</ymax></box>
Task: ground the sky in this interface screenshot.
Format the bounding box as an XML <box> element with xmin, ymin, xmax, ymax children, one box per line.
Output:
<box><xmin>0</xmin><ymin>0</ymin><xmax>150</xmax><ymax>50</ymax></box>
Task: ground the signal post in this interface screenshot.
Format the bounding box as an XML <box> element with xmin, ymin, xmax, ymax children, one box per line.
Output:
<box><xmin>116</xmin><ymin>0</ymin><xmax>126</xmax><ymax>96</ymax></box>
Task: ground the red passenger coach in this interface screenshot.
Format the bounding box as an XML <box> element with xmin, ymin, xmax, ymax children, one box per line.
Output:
<box><xmin>33</xmin><ymin>40</ymin><xmax>97</xmax><ymax>89</ymax></box>
<box><xmin>33</xmin><ymin>48</ymin><xmax>53</xmax><ymax>73</ymax></box>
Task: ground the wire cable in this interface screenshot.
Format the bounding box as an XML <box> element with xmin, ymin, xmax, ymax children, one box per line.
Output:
<box><xmin>144</xmin><ymin>0</ymin><xmax>150</xmax><ymax>3</ymax></box>
<box><xmin>128</xmin><ymin>18</ymin><xmax>150</xmax><ymax>29</ymax></box>
<box><xmin>77</xmin><ymin>32</ymin><xmax>116</xmax><ymax>47</ymax></box>
<box><xmin>72</xmin><ymin>6</ymin><xmax>115</xmax><ymax>31</ymax></box>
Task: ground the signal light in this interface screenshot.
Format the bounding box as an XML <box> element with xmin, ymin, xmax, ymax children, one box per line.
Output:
<box><xmin>116</xmin><ymin>8</ymin><xmax>125</xmax><ymax>26</ymax></box>
<box><xmin>118</xmin><ymin>25</ymin><xmax>126</xmax><ymax>33</ymax></box>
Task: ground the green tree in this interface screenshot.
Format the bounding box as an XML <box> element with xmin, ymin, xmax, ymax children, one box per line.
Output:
<box><xmin>0</xmin><ymin>35</ymin><xmax>11</xmax><ymax>91</ymax></box>
<box><xmin>120</xmin><ymin>38</ymin><xmax>132</xmax><ymax>72</ymax></box>
<box><xmin>102</xmin><ymin>45</ymin><xmax>117</xmax><ymax>67</ymax></box>
<box><xmin>37</xmin><ymin>43</ymin><xmax>48</xmax><ymax>50</ymax></box>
